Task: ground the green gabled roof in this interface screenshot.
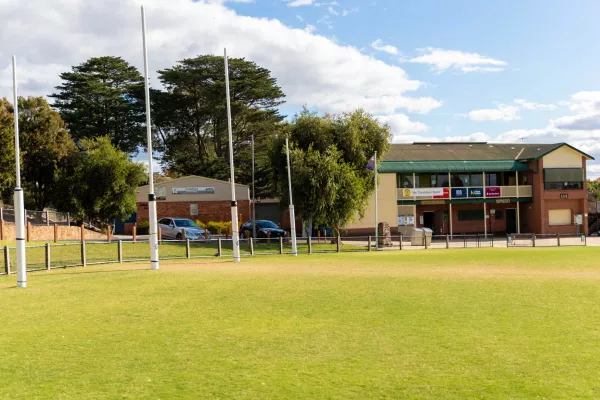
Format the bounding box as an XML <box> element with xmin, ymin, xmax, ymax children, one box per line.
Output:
<box><xmin>378</xmin><ymin>160</ymin><xmax>530</xmax><ymax>173</ymax></box>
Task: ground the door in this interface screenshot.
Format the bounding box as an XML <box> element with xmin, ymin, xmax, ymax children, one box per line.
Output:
<box><xmin>423</xmin><ymin>212</ymin><xmax>435</xmax><ymax>230</ymax></box>
<box><xmin>506</xmin><ymin>209</ymin><xmax>517</xmax><ymax>234</ymax></box>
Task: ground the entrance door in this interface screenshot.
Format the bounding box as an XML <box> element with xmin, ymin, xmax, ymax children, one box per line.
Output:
<box><xmin>423</xmin><ymin>212</ymin><xmax>435</xmax><ymax>231</ymax></box>
<box><xmin>506</xmin><ymin>208</ymin><xmax>517</xmax><ymax>234</ymax></box>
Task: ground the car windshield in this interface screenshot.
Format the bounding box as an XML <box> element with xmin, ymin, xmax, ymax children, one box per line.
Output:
<box><xmin>257</xmin><ymin>221</ymin><xmax>278</xmax><ymax>229</ymax></box>
<box><xmin>174</xmin><ymin>219</ymin><xmax>199</xmax><ymax>228</ymax></box>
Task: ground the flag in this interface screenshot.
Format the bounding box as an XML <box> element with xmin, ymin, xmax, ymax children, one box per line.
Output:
<box><xmin>366</xmin><ymin>155</ymin><xmax>375</xmax><ymax>171</ymax></box>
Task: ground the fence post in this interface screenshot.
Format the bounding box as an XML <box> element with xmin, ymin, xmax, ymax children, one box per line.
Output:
<box><xmin>266</xmin><ymin>231</ymin><xmax>271</xmax><ymax>244</ymax></box>
<box><xmin>158</xmin><ymin>228</ymin><xmax>162</xmax><ymax>244</ymax></box>
<box><xmin>336</xmin><ymin>235</ymin><xmax>341</xmax><ymax>253</ymax></box>
<box><xmin>557</xmin><ymin>233</ymin><xmax>560</xmax><ymax>247</ymax></box>
<box><xmin>249</xmin><ymin>237</ymin><xmax>254</xmax><ymax>256</ymax></box>
<box><xmin>446</xmin><ymin>234</ymin><xmax>449</xmax><ymax>249</ymax></box>
<box><xmin>491</xmin><ymin>234</ymin><xmax>494</xmax><ymax>247</ymax></box>
<box><xmin>399</xmin><ymin>234</ymin><xmax>403</xmax><ymax>250</ymax></box>
<box><xmin>463</xmin><ymin>233</ymin><xmax>466</xmax><ymax>248</ymax></box>
<box><xmin>0</xmin><ymin>218</ymin><xmax>3</xmax><ymax>241</ymax></box>
<box><xmin>54</xmin><ymin>223</ymin><xmax>58</xmax><ymax>243</ymax></box>
<box><xmin>133</xmin><ymin>225</ymin><xmax>137</xmax><ymax>243</ymax></box>
<box><xmin>217</xmin><ymin>238</ymin><xmax>222</xmax><ymax>257</ymax></box>
<box><xmin>27</xmin><ymin>221</ymin><xmax>31</xmax><ymax>242</ymax></box>
<box><xmin>46</xmin><ymin>210</ymin><xmax>50</xmax><ymax>226</ymax></box>
<box><xmin>107</xmin><ymin>224</ymin><xmax>112</xmax><ymax>243</ymax></box>
<box><xmin>67</xmin><ymin>212</ymin><xmax>70</xmax><ymax>227</ymax></box>
<box><xmin>317</xmin><ymin>230</ymin><xmax>321</xmax><ymax>244</ymax></box>
<box><xmin>4</xmin><ymin>246</ymin><xmax>10</xmax><ymax>274</ymax></box>
<box><xmin>424</xmin><ymin>234</ymin><xmax>428</xmax><ymax>250</ymax></box>
<box><xmin>81</xmin><ymin>224</ymin><xmax>85</xmax><ymax>242</ymax></box>
<box><xmin>585</xmin><ymin>233</ymin><xmax>587</xmax><ymax>246</ymax></box>
<box><xmin>81</xmin><ymin>241</ymin><xmax>87</xmax><ymax>267</ymax></box>
<box><xmin>368</xmin><ymin>236</ymin><xmax>372</xmax><ymax>252</ymax></box>
<box><xmin>186</xmin><ymin>238</ymin><xmax>190</xmax><ymax>259</ymax></box>
<box><xmin>118</xmin><ymin>240</ymin><xmax>123</xmax><ymax>263</ymax></box>
<box><xmin>0</xmin><ymin>207</ymin><xmax>3</xmax><ymax>222</ymax></box>
<box><xmin>308</xmin><ymin>236</ymin><xmax>312</xmax><ymax>254</ymax></box>
<box><xmin>46</xmin><ymin>243</ymin><xmax>51</xmax><ymax>270</ymax></box>
<box><xmin>476</xmin><ymin>233</ymin><xmax>480</xmax><ymax>248</ymax></box>
<box><xmin>279</xmin><ymin>236</ymin><xmax>283</xmax><ymax>254</ymax></box>
<box><xmin>532</xmin><ymin>233</ymin><xmax>536</xmax><ymax>247</ymax></box>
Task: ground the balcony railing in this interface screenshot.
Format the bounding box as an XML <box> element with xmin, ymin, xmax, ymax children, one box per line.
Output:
<box><xmin>397</xmin><ymin>185</ymin><xmax>533</xmax><ymax>200</ymax></box>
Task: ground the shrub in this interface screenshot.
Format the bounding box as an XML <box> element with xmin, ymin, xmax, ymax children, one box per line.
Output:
<box><xmin>136</xmin><ymin>220</ymin><xmax>150</xmax><ymax>235</ymax></box>
<box><xmin>196</xmin><ymin>220</ymin><xmax>208</xmax><ymax>229</ymax></box>
<box><xmin>205</xmin><ymin>221</ymin><xmax>233</xmax><ymax>235</ymax></box>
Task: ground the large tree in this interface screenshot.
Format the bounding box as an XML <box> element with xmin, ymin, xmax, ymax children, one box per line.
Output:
<box><xmin>53</xmin><ymin>136</ymin><xmax>146</xmax><ymax>224</ymax></box>
<box><xmin>50</xmin><ymin>56</ymin><xmax>145</xmax><ymax>154</ymax></box>
<box><xmin>0</xmin><ymin>99</ymin><xmax>16</xmax><ymax>200</ymax></box>
<box><xmin>272</xmin><ymin>109</ymin><xmax>390</xmax><ymax>235</ymax></box>
<box><xmin>152</xmin><ymin>55</ymin><xmax>285</xmax><ymax>197</ymax></box>
<box><xmin>18</xmin><ymin>97</ymin><xmax>76</xmax><ymax>209</ymax></box>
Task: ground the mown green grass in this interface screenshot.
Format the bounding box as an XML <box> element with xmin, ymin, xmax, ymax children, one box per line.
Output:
<box><xmin>1</xmin><ymin>248</ymin><xmax>600</xmax><ymax>399</ymax></box>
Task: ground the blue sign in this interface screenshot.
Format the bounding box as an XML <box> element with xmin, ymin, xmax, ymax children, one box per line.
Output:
<box><xmin>451</xmin><ymin>188</ymin><xmax>467</xmax><ymax>198</ymax></box>
<box><xmin>468</xmin><ymin>187</ymin><xmax>484</xmax><ymax>198</ymax></box>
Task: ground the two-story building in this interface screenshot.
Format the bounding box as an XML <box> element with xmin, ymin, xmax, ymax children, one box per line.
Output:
<box><xmin>347</xmin><ymin>142</ymin><xmax>593</xmax><ymax>236</ymax></box>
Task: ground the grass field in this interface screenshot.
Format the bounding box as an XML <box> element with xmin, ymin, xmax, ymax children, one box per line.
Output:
<box><xmin>1</xmin><ymin>248</ymin><xmax>600</xmax><ymax>399</ymax></box>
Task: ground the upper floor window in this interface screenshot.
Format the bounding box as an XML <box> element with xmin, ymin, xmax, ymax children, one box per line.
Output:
<box><xmin>544</xmin><ymin>168</ymin><xmax>584</xmax><ymax>190</ymax></box>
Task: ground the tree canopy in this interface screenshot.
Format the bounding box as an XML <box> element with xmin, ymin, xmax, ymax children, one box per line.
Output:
<box><xmin>152</xmin><ymin>55</ymin><xmax>285</xmax><ymax>198</ymax></box>
<box><xmin>0</xmin><ymin>99</ymin><xmax>16</xmax><ymax>200</ymax></box>
<box><xmin>272</xmin><ymin>109</ymin><xmax>390</xmax><ymax>234</ymax></box>
<box><xmin>53</xmin><ymin>136</ymin><xmax>146</xmax><ymax>223</ymax></box>
<box><xmin>50</xmin><ymin>56</ymin><xmax>145</xmax><ymax>154</ymax></box>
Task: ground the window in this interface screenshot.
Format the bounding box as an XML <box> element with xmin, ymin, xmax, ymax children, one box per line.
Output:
<box><xmin>158</xmin><ymin>218</ymin><xmax>171</xmax><ymax>226</ymax></box>
<box><xmin>437</xmin><ymin>174</ymin><xmax>449</xmax><ymax>187</ymax></box>
<box><xmin>486</xmin><ymin>173</ymin><xmax>500</xmax><ymax>187</ymax></box>
<box><xmin>544</xmin><ymin>168</ymin><xmax>584</xmax><ymax>190</ymax></box>
<box><xmin>417</xmin><ymin>173</ymin><xmax>432</xmax><ymax>188</ymax></box>
<box><xmin>458</xmin><ymin>209</ymin><xmax>484</xmax><ymax>221</ymax></box>
<box><xmin>504</xmin><ymin>172</ymin><xmax>516</xmax><ymax>186</ymax></box>
<box><xmin>471</xmin><ymin>173</ymin><xmax>484</xmax><ymax>187</ymax></box>
<box><xmin>549</xmin><ymin>209</ymin><xmax>571</xmax><ymax>226</ymax></box>
<box><xmin>451</xmin><ymin>174</ymin><xmax>470</xmax><ymax>187</ymax></box>
<box><xmin>518</xmin><ymin>173</ymin><xmax>529</xmax><ymax>185</ymax></box>
<box><xmin>396</xmin><ymin>174</ymin><xmax>414</xmax><ymax>188</ymax></box>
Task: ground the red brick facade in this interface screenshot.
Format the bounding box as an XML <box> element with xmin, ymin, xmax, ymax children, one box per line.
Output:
<box><xmin>137</xmin><ymin>200</ymin><xmax>251</xmax><ymax>224</ymax></box>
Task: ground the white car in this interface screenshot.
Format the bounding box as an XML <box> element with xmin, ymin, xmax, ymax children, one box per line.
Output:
<box><xmin>157</xmin><ymin>218</ymin><xmax>211</xmax><ymax>241</ymax></box>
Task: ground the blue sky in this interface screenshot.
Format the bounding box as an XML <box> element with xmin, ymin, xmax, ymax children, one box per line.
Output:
<box><xmin>1</xmin><ymin>0</ymin><xmax>599</xmax><ymax>174</ymax></box>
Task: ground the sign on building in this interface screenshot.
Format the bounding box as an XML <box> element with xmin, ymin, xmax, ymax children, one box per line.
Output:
<box><xmin>155</xmin><ymin>186</ymin><xmax>166</xmax><ymax>201</ymax></box>
<box><xmin>172</xmin><ymin>187</ymin><xmax>215</xmax><ymax>195</ymax></box>
<box><xmin>468</xmin><ymin>188</ymin><xmax>484</xmax><ymax>198</ymax></box>
<box><xmin>485</xmin><ymin>187</ymin><xmax>501</xmax><ymax>197</ymax></box>
<box><xmin>190</xmin><ymin>204</ymin><xmax>198</xmax><ymax>216</ymax></box>
<box><xmin>403</xmin><ymin>188</ymin><xmax>449</xmax><ymax>198</ymax></box>
<box><xmin>451</xmin><ymin>188</ymin><xmax>467</xmax><ymax>198</ymax></box>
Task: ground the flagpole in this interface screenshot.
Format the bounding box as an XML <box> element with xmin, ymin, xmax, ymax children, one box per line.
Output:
<box><xmin>13</xmin><ymin>56</ymin><xmax>26</xmax><ymax>288</ymax></box>
<box><xmin>224</xmin><ymin>48</ymin><xmax>241</xmax><ymax>263</ymax></box>
<box><xmin>374</xmin><ymin>151</ymin><xmax>378</xmax><ymax>250</ymax></box>
<box><xmin>285</xmin><ymin>138</ymin><xmax>298</xmax><ymax>256</ymax></box>
<box><xmin>141</xmin><ymin>5</ymin><xmax>159</xmax><ymax>270</ymax></box>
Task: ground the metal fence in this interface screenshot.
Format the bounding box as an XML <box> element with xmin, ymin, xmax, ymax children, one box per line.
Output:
<box><xmin>0</xmin><ymin>233</ymin><xmax>589</xmax><ymax>276</ymax></box>
<box><xmin>1</xmin><ymin>208</ymin><xmax>71</xmax><ymax>226</ymax></box>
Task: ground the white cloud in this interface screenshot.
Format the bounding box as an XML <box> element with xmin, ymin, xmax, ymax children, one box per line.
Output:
<box><xmin>409</xmin><ymin>47</ymin><xmax>507</xmax><ymax>73</ymax></box>
<box><xmin>286</xmin><ymin>0</ymin><xmax>313</xmax><ymax>6</ymax></box>
<box><xmin>0</xmin><ymin>0</ymin><xmax>439</xmax><ymax>126</ymax></box>
<box><xmin>304</xmin><ymin>24</ymin><xmax>317</xmax><ymax>33</ymax></box>
<box><xmin>377</xmin><ymin>113</ymin><xmax>429</xmax><ymax>141</ymax></box>
<box><xmin>467</xmin><ymin>105</ymin><xmax>520</xmax><ymax>122</ymax></box>
<box><xmin>370</xmin><ymin>39</ymin><xmax>398</xmax><ymax>55</ymax></box>
<box><xmin>342</xmin><ymin>8</ymin><xmax>359</xmax><ymax>16</ymax></box>
<box><xmin>328</xmin><ymin>6</ymin><xmax>338</xmax><ymax>15</ymax></box>
<box><xmin>444</xmin><ymin>132</ymin><xmax>489</xmax><ymax>142</ymax></box>
<box><xmin>514</xmin><ymin>99</ymin><xmax>556</xmax><ymax>111</ymax></box>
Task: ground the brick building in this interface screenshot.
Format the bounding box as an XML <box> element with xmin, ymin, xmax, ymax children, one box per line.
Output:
<box><xmin>136</xmin><ymin>176</ymin><xmax>251</xmax><ymax>224</ymax></box>
<box><xmin>346</xmin><ymin>142</ymin><xmax>593</xmax><ymax>236</ymax></box>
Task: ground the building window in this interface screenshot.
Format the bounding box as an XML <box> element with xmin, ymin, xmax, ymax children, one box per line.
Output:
<box><xmin>549</xmin><ymin>209</ymin><xmax>571</xmax><ymax>226</ymax></box>
<box><xmin>437</xmin><ymin>174</ymin><xmax>449</xmax><ymax>188</ymax></box>
<box><xmin>471</xmin><ymin>173</ymin><xmax>484</xmax><ymax>187</ymax></box>
<box><xmin>544</xmin><ymin>168</ymin><xmax>584</xmax><ymax>190</ymax></box>
<box><xmin>417</xmin><ymin>173</ymin><xmax>432</xmax><ymax>188</ymax></box>
<box><xmin>504</xmin><ymin>171</ymin><xmax>517</xmax><ymax>186</ymax></box>
<box><xmin>396</xmin><ymin>174</ymin><xmax>414</xmax><ymax>188</ymax></box>
<box><xmin>486</xmin><ymin>173</ymin><xmax>501</xmax><ymax>187</ymax></box>
<box><xmin>457</xmin><ymin>209</ymin><xmax>484</xmax><ymax>221</ymax></box>
<box><xmin>451</xmin><ymin>174</ymin><xmax>470</xmax><ymax>187</ymax></box>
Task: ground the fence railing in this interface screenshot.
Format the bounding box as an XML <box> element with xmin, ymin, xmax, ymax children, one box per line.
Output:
<box><xmin>0</xmin><ymin>233</ymin><xmax>589</xmax><ymax>276</ymax></box>
<box><xmin>1</xmin><ymin>208</ymin><xmax>71</xmax><ymax>226</ymax></box>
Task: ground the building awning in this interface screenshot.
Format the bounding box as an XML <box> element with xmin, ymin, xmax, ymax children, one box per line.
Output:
<box><xmin>378</xmin><ymin>160</ymin><xmax>530</xmax><ymax>173</ymax></box>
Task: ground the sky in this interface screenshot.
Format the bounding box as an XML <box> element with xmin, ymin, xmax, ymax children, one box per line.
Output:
<box><xmin>1</xmin><ymin>0</ymin><xmax>599</xmax><ymax>175</ymax></box>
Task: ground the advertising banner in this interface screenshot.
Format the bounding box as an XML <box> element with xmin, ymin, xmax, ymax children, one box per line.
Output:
<box><xmin>403</xmin><ymin>188</ymin><xmax>449</xmax><ymax>198</ymax></box>
<box><xmin>468</xmin><ymin>188</ymin><xmax>484</xmax><ymax>198</ymax></box>
<box><xmin>451</xmin><ymin>188</ymin><xmax>467</xmax><ymax>198</ymax></box>
<box><xmin>485</xmin><ymin>187</ymin><xmax>501</xmax><ymax>197</ymax></box>
<box><xmin>172</xmin><ymin>187</ymin><xmax>215</xmax><ymax>195</ymax></box>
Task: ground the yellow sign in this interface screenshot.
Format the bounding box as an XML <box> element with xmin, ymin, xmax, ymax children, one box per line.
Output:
<box><xmin>403</xmin><ymin>189</ymin><xmax>411</xmax><ymax>197</ymax></box>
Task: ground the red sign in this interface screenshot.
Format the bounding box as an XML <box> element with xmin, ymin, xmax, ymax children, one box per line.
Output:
<box><xmin>433</xmin><ymin>187</ymin><xmax>450</xmax><ymax>199</ymax></box>
<box><xmin>485</xmin><ymin>187</ymin><xmax>501</xmax><ymax>197</ymax></box>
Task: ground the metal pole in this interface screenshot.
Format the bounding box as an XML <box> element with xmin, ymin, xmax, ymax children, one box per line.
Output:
<box><xmin>251</xmin><ymin>135</ymin><xmax>257</xmax><ymax>240</ymax></box>
<box><xmin>13</xmin><ymin>56</ymin><xmax>26</xmax><ymax>288</ymax></box>
<box><xmin>374</xmin><ymin>151</ymin><xmax>378</xmax><ymax>250</ymax></box>
<box><xmin>285</xmin><ymin>138</ymin><xmax>298</xmax><ymax>256</ymax></box>
<box><xmin>224</xmin><ymin>48</ymin><xmax>240</xmax><ymax>263</ymax></box>
<box><xmin>141</xmin><ymin>6</ymin><xmax>159</xmax><ymax>271</ymax></box>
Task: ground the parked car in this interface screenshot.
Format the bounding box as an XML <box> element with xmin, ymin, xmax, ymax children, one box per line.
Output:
<box><xmin>157</xmin><ymin>218</ymin><xmax>211</xmax><ymax>241</ymax></box>
<box><xmin>240</xmin><ymin>220</ymin><xmax>287</xmax><ymax>238</ymax></box>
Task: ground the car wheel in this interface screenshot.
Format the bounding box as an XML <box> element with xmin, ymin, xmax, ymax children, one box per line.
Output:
<box><xmin>176</xmin><ymin>233</ymin><xmax>182</xmax><ymax>240</ymax></box>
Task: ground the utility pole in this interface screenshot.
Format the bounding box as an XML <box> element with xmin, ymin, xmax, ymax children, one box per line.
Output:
<box><xmin>13</xmin><ymin>56</ymin><xmax>26</xmax><ymax>288</ymax></box>
<box><xmin>286</xmin><ymin>138</ymin><xmax>298</xmax><ymax>256</ymax></box>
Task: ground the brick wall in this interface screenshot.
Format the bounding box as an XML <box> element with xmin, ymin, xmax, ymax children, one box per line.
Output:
<box><xmin>137</xmin><ymin>200</ymin><xmax>251</xmax><ymax>224</ymax></box>
<box><xmin>0</xmin><ymin>222</ymin><xmax>105</xmax><ymax>241</ymax></box>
